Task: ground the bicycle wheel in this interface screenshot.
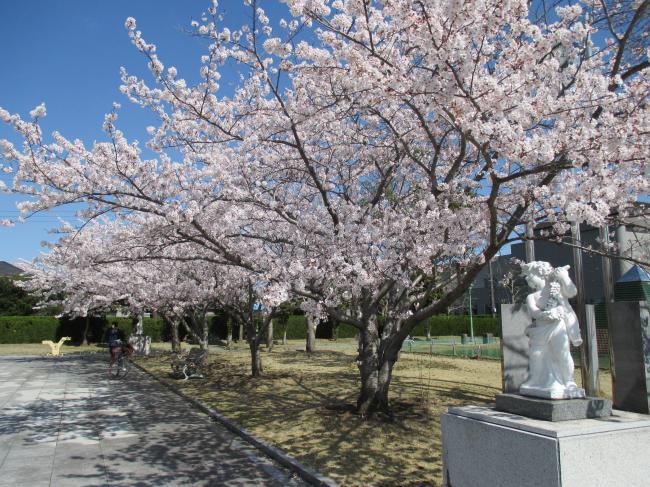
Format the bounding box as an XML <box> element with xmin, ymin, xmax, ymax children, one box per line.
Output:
<box><xmin>108</xmin><ymin>358</ymin><xmax>119</xmax><ymax>378</ymax></box>
<box><xmin>118</xmin><ymin>355</ymin><xmax>129</xmax><ymax>378</ymax></box>
<box><xmin>108</xmin><ymin>355</ymin><xmax>129</xmax><ymax>379</ymax></box>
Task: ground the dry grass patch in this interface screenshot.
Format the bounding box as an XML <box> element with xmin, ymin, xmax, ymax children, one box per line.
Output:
<box><xmin>136</xmin><ymin>340</ymin><xmax>613</xmax><ymax>486</ymax></box>
<box><xmin>136</xmin><ymin>340</ymin><xmax>506</xmax><ymax>486</ymax></box>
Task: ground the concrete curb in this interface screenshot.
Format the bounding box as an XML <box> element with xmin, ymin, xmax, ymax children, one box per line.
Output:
<box><xmin>131</xmin><ymin>359</ymin><xmax>339</xmax><ymax>487</ymax></box>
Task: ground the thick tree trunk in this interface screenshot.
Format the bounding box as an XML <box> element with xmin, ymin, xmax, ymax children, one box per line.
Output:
<box><xmin>81</xmin><ymin>316</ymin><xmax>90</xmax><ymax>346</ymax></box>
<box><xmin>375</xmin><ymin>346</ymin><xmax>400</xmax><ymax>412</ymax></box>
<box><xmin>332</xmin><ymin>319</ymin><xmax>339</xmax><ymax>341</ymax></box>
<box><xmin>226</xmin><ymin>317</ymin><xmax>233</xmax><ymax>348</ymax></box>
<box><xmin>181</xmin><ymin>316</ymin><xmax>207</xmax><ymax>350</ymax></box>
<box><xmin>247</xmin><ymin>322</ymin><xmax>263</xmax><ymax>377</ymax></box>
<box><xmin>201</xmin><ymin>314</ymin><xmax>209</xmax><ymax>350</ymax></box>
<box><xmin>282</xmin><ymin>326</ymin><xmax>287</xmax><ymax>345</ymax></box>
<box><xmin>266</xmin><ymin>318</ymin><xmax>274</xmax><ymax>350</ymax></box>
<box><xmin>238</xmin><ymin>323</ymin><xmax>244</xmax><ymax>341</ymax></box>
<box><xmin>170</xmin><ymin>318</ymin><xmax>181</xmax><ymax>353</ymax></box>
<box><xmin>355</xmin><ymin>321</ymin><xmax>401</xmax><ymax>418</ymax></box>
<box><xmin>306</xmin><ymin>317</ymin><xmax>317</xmax><ymax>354</ymax></box>
<box><xmin>356</xmin><ymin>322</ymin><xmax>380</xmax><ymax>416</ymax></box>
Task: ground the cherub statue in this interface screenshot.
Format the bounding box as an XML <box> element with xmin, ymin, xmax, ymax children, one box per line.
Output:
<box><xmin>519</xmin><ymin>261</ymin><xmax>585</xmax><ymax>399</ymax></box>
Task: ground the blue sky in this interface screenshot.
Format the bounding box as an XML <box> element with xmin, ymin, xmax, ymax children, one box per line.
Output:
<box><xmin>0</xmin><ymin>0</ymin><xmax>285</xmax><ymax>264</ymax></box>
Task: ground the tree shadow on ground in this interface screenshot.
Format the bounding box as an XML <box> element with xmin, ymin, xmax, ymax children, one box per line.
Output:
<box><xmin>134</xmin><ymin>346</ymin><xmax>506</xmax><ymax>486</ymax></box>
<box><xmin>0</xmin><ymin>355</ymin><xmax>303</xmax><ymax>487</ymax></box>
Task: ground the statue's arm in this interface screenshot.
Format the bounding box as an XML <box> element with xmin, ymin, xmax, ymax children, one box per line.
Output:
<box><xmin>526</xmin><ymin>292</ymin><xmax>544</xmax><ymax>318</ymax></box>
<box><xmin>555</xmin><ymin>265</ymin><xmax>577</xmax><ymax>298</ymax></box>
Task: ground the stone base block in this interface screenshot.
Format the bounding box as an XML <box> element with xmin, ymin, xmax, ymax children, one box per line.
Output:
<box><xmin>519</xmin><ymin>384</ymin><xmax>585</xmax><ymax>400</ymax></box>
<box><xmin>442</xmin><ymin>405</ymin><xmax>650</xmax><ymax>487</ymax></box>
<box><xmin>495</xmin><ymin>393</ymin><xmax>612</xmax><ymax>421</ymax></box>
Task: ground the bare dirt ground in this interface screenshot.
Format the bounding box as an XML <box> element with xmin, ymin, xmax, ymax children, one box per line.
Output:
<box><xmin>133</xmin><ymin>339</ymin><xmax>613</xmax><ymax>487</ymax></box>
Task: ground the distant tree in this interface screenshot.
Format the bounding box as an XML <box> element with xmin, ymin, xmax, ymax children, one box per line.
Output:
<box><xmin>0</xmin><ymin>275</ymin><xmax>60</xmax><ymax>316</ymax></box>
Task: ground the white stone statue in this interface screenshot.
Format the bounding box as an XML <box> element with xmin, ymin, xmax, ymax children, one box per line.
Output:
<box><xmin>519</xmin><ymin>261</ymin><xmax>586</xmax><ymax>399</ymax></box>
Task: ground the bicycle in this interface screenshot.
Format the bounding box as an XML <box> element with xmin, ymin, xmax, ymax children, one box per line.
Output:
<box><xmin>108</xmin><ymin>340</ymin><xmax>135</xmax><ymax>379</ymax></box>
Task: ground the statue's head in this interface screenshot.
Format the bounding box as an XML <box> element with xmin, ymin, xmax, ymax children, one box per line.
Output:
<box><xmin>520</xmin><ymin>261</ymin><xmax>554</xmax><ymax>290</ymax></box>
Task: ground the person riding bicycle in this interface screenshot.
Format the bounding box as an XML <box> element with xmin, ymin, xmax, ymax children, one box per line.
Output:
<box><xmin>106</xmin><ymin>322</ymin><xmax>125</xmax><ymax>367</ymax></box>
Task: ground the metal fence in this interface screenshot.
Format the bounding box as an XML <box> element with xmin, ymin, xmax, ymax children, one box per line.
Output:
<box><xmin>401</xmin><ymin>337</ymin><xmax>502</xmax><ymax>360</ymax></box>
<box><xmin>400</xmin><ymin>337</ymin><xmax>613</xmax><ymax>368</ymax></box>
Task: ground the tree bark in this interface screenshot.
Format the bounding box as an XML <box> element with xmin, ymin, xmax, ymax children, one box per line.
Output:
<box><xmin>356</xmin><ymin>321</ymin><xmax>380</xmax><ymax>416</ymax></box>
<box><xmin>226</xmin><ymin>317</ymin><xmax>233</xmax><ymax>348</ymax></box>
<box><xmin>170</xmin><ymin>317</ymin><xmax>181</xmax><ymax>353</ymax></box>
<box><xmin>266</xmin><ymin>317</ymin><xmax>274</xmax><ymax>350</ymax></box>
<box><xmin>306</xmin><ymin>316</ymin><xmax>317</xmax><ymax>354</ymax></box>
<box><xmin>238</xmin><ymin>323</ymin><xmax>244</xmax><ymax>341</ymax></box>
<box><xmin>332</xmin><ymin>318</ymin><xmax>339</xmax><ymax>341</ymax></box>
<box><xmin>355</xmin><ymin>320</ymin><xmax>401</xmax><ymax>417</ymax></box>
<box><xmin>181</xmin><ymin>314</ymin><xmax>208</xmax><ymax>350</ymax></box>
<box><xmin>201</xmin><ymin>313</ymin><xmax>209</xmax><ymax>350</ymax></box>
<box><xmin>247</xmin><ymin>322</ymin><xmax>263</xmax><ymax>377</ymax></box>
<box><xmin>81</xmin><ymin>316</ymin><xmax>90</xmax><ymax>346</ymax></box>
<box><xmin>161</xmin><ymin>313</ymin><xmax>181</xmax><ymax>352</ymax></box>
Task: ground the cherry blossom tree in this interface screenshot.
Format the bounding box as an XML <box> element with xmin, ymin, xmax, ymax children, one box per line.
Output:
<box><xmin>18</xmin><ymin>220</ymin><xmax>224</xmax><ymax>350</ymax></box>
<box><xmin>2</xmin><ymin>0</ymin><xmax>648</xmax><ymax>415</ymax></box>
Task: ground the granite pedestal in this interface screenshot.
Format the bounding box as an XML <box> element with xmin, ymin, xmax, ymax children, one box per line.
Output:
<box><xmin>495</xmin><ymin>393</ymin><xmax>612</xmax><ymax>421</ymax></box>
<box><xmin>442</xmin><ymin>405</ymin><xmax>650</xmax><ymax>487</ymax></box>
<box><xmin>500</xmin><ymin>304</ymin><xmax>531</xmax><ymax>393</ymax></box>
<box><xmin>609</xmin><ymin>301</ymin><xmax>650</xmax><ymax>414</ymax></box>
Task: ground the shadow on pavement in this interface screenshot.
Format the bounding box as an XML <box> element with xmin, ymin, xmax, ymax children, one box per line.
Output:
<box><xmin>0</xmin><ymin>355</ymin><xmax>304</xmax><ymax>487</ymax></box>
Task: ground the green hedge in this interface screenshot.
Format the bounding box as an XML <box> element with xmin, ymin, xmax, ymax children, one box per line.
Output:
<box><xmin>0</xmin><ymin>315</ymin><xmax>165</xmax><ymax>344</ymax></box>
<box><xmin>0</xmin><ymin>316</ymin><xmax>59</xmax><ymax>343</ymax></box>
<box><xmin>273</xmin><ymin>315</ymin><xmax>308</xmax><ymax>339</ymax></box>
<box><xmin>0</xmin><ymin>313</ymin><xmax>500</xmax><ymax>344</ymax></box>
<box><xmin>336</xmin><ymin>315</ymin><xmax>500</xmax><ymax>339</ymax></box>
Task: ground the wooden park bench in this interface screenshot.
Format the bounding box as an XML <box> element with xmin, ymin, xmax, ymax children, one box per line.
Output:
<box><xmin>42</xmin><ymin>337</ymin><xmax>71</xmax><ymax>357</ymax></box>
<box><xmin>171</xmin><ymin>348</ymin><xmax>208</xmax><ymax>380</ymax></box>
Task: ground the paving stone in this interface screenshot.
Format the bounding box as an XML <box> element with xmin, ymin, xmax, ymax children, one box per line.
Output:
<box><xmin>0</xmin><ymin>355</ymin><xmax>310</xmax><ymax>487</ymax></box>
<box><xmin>0</xmin><ymin>481</ymin><xmax>51</xmax><ymax>487</ymax></box>
<box><xmin>50</xmin><ymin>476</ymin><xmax>108</xmax><ymax>487</ymax></box>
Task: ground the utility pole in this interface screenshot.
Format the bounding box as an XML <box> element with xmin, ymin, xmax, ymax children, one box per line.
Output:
<box><xmin>525</xmin><ymin>222</ymin><xmax>535</xmax><ymax>263</ymax></box>
<box><xmin>571</xmin><ymin>222</ymin><xmax>599</xmax><ymax>396</ymax></box>
<box><xmin>599</xmin><ymin>225</ymin><xmax>616</xmax><ymax>402</ymax></box>
<box><xmin>489</xmin><ymin>257</ymin><xmax>496</xmax><ymax>316</ymax></box>
<box><xmin>468</xmin><ymin>283</ymin><xmax>475</xmax><ymax>344</ymax></box>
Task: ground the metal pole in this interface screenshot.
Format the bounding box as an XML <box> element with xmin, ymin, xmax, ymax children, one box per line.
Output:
<box><xmin>599</xmin><ymin>225</ymin><xmax>617</xmax><ymax>402</ymax></box>
<box><xmin>469</xmin><ymin>283</ymin><xmax>475</xmax><ymax>344</ymax></box>
<box><xmin>615</xmin><ymin>225</ymin><xmax>631</xmax><ymax>278</ymax></box>
<box><xmin>525</xmin><ymin>222</ymin><xmax>536</xmax><ymax>263</ymax></box>
<box><xmin>584</xmin><ymin>305</ymin><xmax>601</xmax><ymax>394</ymax></box>
<box><xmin>571</xmin><ymin>221</ymin><xmax>597</xmax><ymax>396</ymax></box>
<box><xmin>489</xmin><ymin>257</ymin><xmax>496</xmax><ymax>317</ymax></box>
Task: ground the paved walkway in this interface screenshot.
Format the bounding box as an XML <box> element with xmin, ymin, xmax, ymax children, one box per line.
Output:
<box><xmin>0</xmin><ymin>354</ymin><xmax>306</xmax><ymax>487</ymax></box>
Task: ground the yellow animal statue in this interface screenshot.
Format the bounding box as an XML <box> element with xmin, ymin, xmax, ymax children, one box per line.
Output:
<box><xmin>41</xmin><ymin>336</ymin><xmax>71</xmax><ymax>357</ymax></box>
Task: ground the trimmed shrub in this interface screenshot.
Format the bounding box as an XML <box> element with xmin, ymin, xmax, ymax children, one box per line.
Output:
<box><xmin>330</xmin><ymin>315</ymin><xmax>501</xmax><ymax>341</ymax></box>
<box><xmin>273</xmin><ymin>314</ymin><xmax>308</xmax><ymax>340</ymax></box>
<box><xmin>0</xmin><ymin>315</ymin><xmax>166</xmax><ymax>344</ymax></box>
<box><xmin>0</xmin><ymin>313</ymin><xmax>500</xmax><ymax>344</ymax></box>
<box><xmin>142</xmin><ymin>317</ymin><xmax>165</xmax><ymax>341</ymax></box>
<box><xmin>0</xmin><ymin>316</ymin><xmax>59</xmax><ymax>343</ymax></box>
<box><xmin>412</xmin><ymin>315</ymin><xmax>500</xmax><ymax>337</ymax></box>
<box><xmin>336</xmin><ymin>323</ymin><xmax>358</xmax><ymax>339</ymax></box>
